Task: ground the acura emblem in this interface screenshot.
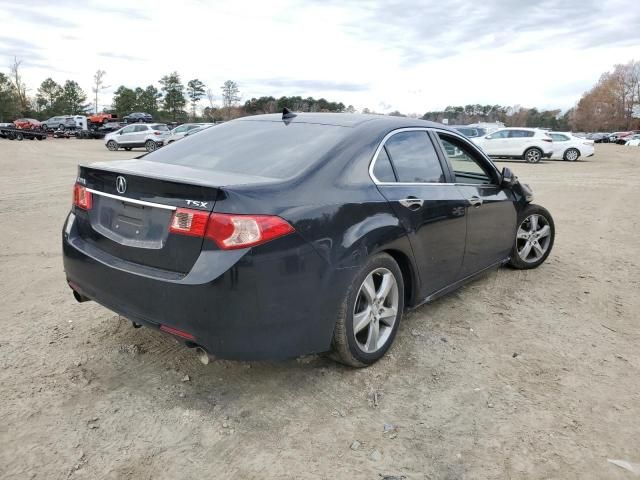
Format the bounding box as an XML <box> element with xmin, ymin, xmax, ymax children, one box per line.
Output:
<box><xmin>116</xmin><ymin>176</ymin><xmax>127</xmax><ymax>194</ymax></box>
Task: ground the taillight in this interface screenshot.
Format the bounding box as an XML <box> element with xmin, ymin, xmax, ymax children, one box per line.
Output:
<box><xmin>73</xmin><ymin>183</ymin><xmax>92</xmax><ymax>210</ymax></box>
<box><xmin>160</xmin><ymin>324</ymin><xmax>195</xmax><ymax>341</ymax></box>
<box><xmin>169</xmin><ymin>208</ymin><xmax>209</xmax><ymax>237</ymax></box>
<box><xmin>169</xmin><ymin>209</ymin><xmax>295</xmax><ymax>249</ymax></box>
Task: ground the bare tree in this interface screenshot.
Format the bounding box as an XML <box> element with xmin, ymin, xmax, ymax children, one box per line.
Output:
<box><xmin>10</xmin><ymin>57</ymin><xmax>29</xmax><ymax>115</ymax></box>
<box><xmin>221</xmin><ymin>80</ymin><xmax>240</xmax><ymax>120</ymax></box>
<box><xmin>92</xmin><ymin>70</ymin><xmax>109</xmax><ymax>114</ymax></box>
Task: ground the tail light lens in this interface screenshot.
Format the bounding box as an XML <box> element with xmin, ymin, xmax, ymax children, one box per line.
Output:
<box><xmin>169</xmin><ymin>209</ymin><xmax>294</xmax><ymax>249</ymax></box>
<box><xmin>73</xmin><ymin>183</ymin><xmax>92</xmax><ymax>210</ymax></box>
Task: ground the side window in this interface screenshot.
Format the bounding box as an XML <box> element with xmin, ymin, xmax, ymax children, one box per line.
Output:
<box><xmin>372</xmin><ymin>147</ymin><xmax>397</xmax><ymax>182</ymax></box>
<box><xmin>384</xmin><ymin>131</ymin><xmax>444</xmax><ymax>183</ymax></box>
<box><xmin>550</xmin><ymin>133</ymin><xmax>568</xmax><ymax>141</ymax></box>
<box><xmin>438</xmin><ymin>134</ymin><xmax>494</xmax><ymax>185</ymax></box>
<box><xmin>174</xmin><ymin>125</ymin><xmax>187</xmax><ymax>133</ymax></box>
<box><xmin>489</xmin><ymin>130</ymin><xmax>509</xmax><ymax>139</ymax></box>
<box><xmin>134</xmin><ymin>125</ymin><xmax>148</xmax><ymax>132</ymax></box>
<box><xmin>509</xmin><ymin>130</ymin><xmax>534</xmax><ymax>138</ymax></box>
<box><xmin>121</xmin><ymin>125</ymin><xmax>135</xmax><ymax>134</ymax></box>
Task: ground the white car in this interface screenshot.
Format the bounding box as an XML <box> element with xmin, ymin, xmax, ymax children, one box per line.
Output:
<box><xmin>548</xmin><ymin>132</ymin><xmax>595</xmax><ymax>161</ymax></box>
<box><xmin>165</xmin><ymin>123</ymin><xmax>211</xmax><ymax>144</ymax></box>
<box><xmin>104</xmin><ymin>123</ymin><xmax>170</xmax><ymax>152</ymax></box>
<box><xmin>472</xmin><ymin>127</ymin><xmax>554</xmax><ymax>163</ymax></box>
<box><xmin>625</xmin><ymin>134</ymin><xmax>640</xmax><ymax>146</ymax></box>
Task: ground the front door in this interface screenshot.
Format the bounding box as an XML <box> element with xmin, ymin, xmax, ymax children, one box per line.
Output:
<box><xmin>117</xmin><ymin>125</ymin><xmax>137</xmax><ymax>145</ymax></box>
<box><xmin>435</xmin><ymin>131</ymin><xmax>517</xmax><ymax>276</ymax></box>
<box><xmin>371</xmin><ymin>129</ymin><xmax>468</xmax><ymax>298</ymax></box>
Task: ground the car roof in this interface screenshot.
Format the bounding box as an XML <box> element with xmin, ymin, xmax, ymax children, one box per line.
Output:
<box><xmin>236</xmin><ymin>112</ymin><xmax>445</xmax><ymax>130</ymax></box>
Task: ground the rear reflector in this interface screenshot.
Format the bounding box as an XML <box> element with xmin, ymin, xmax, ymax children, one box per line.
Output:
<box><xmin>160</xmin><ymin>324</ymin><xmax>195</xmax><ymax>340</ymax></box>
<box><xmin>169</xmin><ymin>208</ymin><xmax>209</xmax><ymax>237</ymax></box>
<box><xmin>73</xmin><ymin>183</ymin><xmax>92</xmax><ymax>210</ymax></box>
<box><xmin>169</xmin><ymin>209</ymin><xmax>295</xmax><ymax>249</ymax></box>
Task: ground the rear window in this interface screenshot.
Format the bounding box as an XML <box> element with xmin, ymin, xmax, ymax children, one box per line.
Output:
<box><xmin>145</xmin><ymin>120</ymin><xmax>350</xmax><ymax>179</ymax></box>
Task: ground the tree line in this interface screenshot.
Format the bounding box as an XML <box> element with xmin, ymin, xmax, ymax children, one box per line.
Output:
<box><xmin>1</xmin><ymin>55</ymin><xmax>638</xmax><ymax>130</ymax></box>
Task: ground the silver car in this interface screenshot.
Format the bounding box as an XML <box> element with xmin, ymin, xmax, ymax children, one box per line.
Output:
<box><xmin>165</xmin><ymin>123</ymin><xmax>212</xmax><ymax>144</ymax></box>
<box><xmin>104</xmin><ymin>123</ymin><xmax>170</xmax><ymax>152</ymax></box>
<box><xmin>42</xmin><ymin>116</ymin><xmax>76</xmax><ymax>131</ymax></box>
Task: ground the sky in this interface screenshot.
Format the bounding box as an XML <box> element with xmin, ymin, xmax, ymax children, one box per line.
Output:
<box><xmin>0</xmin><ymin>0</ymin><xmax>638</xmax><ymax>114</ymax></box>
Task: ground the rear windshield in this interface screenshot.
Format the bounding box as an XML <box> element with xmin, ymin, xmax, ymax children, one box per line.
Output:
<box><xmin>145</xmin><ymin>120</ymin><xmax>349</xmax><ymax>179</ymax></box>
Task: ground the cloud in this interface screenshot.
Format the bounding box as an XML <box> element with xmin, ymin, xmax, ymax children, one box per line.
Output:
<box><xmin>98</xmin><ymin>52</ymin><xmax>146</xmax><ymax>62</ymax></box>
<box><xmin>251</xmin><ymin>78</ymin><xmax>369</xmax><ymax>93</ymax></box>
<box><xmin>6</xmin><ymin>7</ymin><xmax>77</xmax><ymax>28</ymax></box>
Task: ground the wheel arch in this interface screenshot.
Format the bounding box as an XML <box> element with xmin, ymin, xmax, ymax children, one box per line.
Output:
<box><xmin>380</xmin><ymin>248</ymin><xmax>418</xmax><ymax>307</ymax></box>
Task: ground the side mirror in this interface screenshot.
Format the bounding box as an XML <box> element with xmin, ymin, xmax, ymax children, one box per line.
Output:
<box><xmin>501</xmin><ymin>167</ymin><xmax>517</xmax><ymax>187</ymax></box>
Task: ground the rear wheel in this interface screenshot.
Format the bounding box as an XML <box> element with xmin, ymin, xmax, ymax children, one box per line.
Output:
<box><xmin>15</xmin><ymin>132</ymin><xmax>23</xmax><ymax>141</ymax></box>
<box><xmin>106</xmin><ymin>140</ymin><xmax>119</xmax><ymax>151</ymax></box>
<box><xmin>563</xmin><ymin>148</ymin><xmax>579</xmax><ymax>161</ymax></box>
<box><xmin>508</xmin><ymin>204</ymin><xmax>555</xmax><ymax>269</ymax></box>
<box><xmin>145</xmin><ymin>140</ymin><xmax>157</xmax><ymax>152</ymax></box>
<box><xmin>332</xmin><ymin>253</ymin><xmax>404</xmax><ymax>367</ymax></box>
<box><xmin>59</xmin><ymin>124</ymin><xmax>65</xmax><ymax>131</ymax></box>
<box><xmin>524</xmin><ymin>148</ymin><xmax>542</xmax><ymax>163</ymax></box>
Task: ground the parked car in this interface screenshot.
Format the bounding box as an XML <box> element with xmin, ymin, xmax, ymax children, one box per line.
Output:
<box><xmin>625</xmin><ymin>134</ymin><xmax>640</xmax><ymax>146</ymax></box>
<box><xmin>123</xmin><ymin>112</ymin><xmax>153</xmax><ymax>123</ymax></box>
<box><xmin>472</xmin><ymin>128</ymin><xmax>554</xmax><ymax>163</ymax></box>
<box><xmin>615</xmin><ymin>132</ymin><xmax>636</xmax><ymax>145</ymax></box>
<box><xmin>63</xmin><ymin>113</ymin><xmax>555</xmax><ymax>367</ymax></box>
<box><xmin>42</xmin><ymin>115</ymin><xmax>76</xmax><ymax>131</ymax></box>
<box><xmin>104</xmin><ymin>123</ymin><xmax>170</xmax><ymax>152</ymax></box>
<box><xmin>548</xmin><ymin>132</ymin><xmax>595</xmax><ymax>161</ymax></box>
<box><xmin>183</xmin><ymin>124</ymin><xmax>214</xmax><ymax>137</ymax></box>
<box><xmin>88</xmin><ymin>113</ymin><xmax>117</xmax><ymax>124</ymax></box>
<box><xmin>165</xmin><ymin>123</ymin><xmax>211</xmax><ymax>143</ymax></box>
<box><xmin>0</xmin><ymin>122</ymin><xmax>13</xmax><ymax>138</ymax></box>
<box><xmin>13</xmin><ymin>118</ymin><xmax>42</xmax><ymax>130</ymax></box>
<box><xmin>587</xmin><ymin>132</ymin><xmax>609</xmax><ymax>143</ymax></box>
<box><xmin>451</xmin><ymin>125</ymin><xmax>486</xmax><ymax>138</ymax></box>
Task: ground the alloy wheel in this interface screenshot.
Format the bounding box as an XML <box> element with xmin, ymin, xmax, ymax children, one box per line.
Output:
<box><xmin>516</xmin><ymin>214</ymin><xmax>552</xmax><ymax>263</ymax></box>
<box><xmin>565</xmin><ymin>149</ymin><xmax>579</xmax><ymax>161</ymax></box>
<box><xmin>525</xmin><ymin>149</ymin><xmax>541</xmax><ymax>163</ymax></box>
<box><xmin>353</xmin><ymin>268</ymin><xmax>399</xmax><ymax>354</ymax></box>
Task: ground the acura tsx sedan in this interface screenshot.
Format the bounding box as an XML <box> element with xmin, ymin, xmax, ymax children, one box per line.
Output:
<box><xmin>62</xmin><ymin>111</ymin><xmax>555</xmax><ymax>367</ymax></box>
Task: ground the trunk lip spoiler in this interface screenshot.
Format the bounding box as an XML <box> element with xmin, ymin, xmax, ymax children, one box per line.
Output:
<box><xmin>86</xmin><ymin>188</ymin><xmax>177</xmax><ymax>211</ymax></box>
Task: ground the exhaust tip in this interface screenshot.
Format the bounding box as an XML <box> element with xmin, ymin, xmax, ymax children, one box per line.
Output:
<box><xmin>72</xmin><ymin>289</ymin><xmax>90</xmax><ymax>303</ymax></box>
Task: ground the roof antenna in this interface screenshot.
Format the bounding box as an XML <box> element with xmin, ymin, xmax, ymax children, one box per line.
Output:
<box><xmin>282</xmin><ymin>107</ymin><xmax>297</xmax><ymax>120</ymax></box>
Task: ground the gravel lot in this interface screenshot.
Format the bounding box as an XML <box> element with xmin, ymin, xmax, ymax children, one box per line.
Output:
<box><xmin>1</xmin><ymin>139</ymin><xmax>639</xmax><ymax>480</ymax></box>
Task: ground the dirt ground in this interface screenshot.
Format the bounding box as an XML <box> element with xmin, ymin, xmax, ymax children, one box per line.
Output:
<box><xmin>0</xmin><ymin>138</ymin><xmax>639</xmax><ymax>480</ymax></box>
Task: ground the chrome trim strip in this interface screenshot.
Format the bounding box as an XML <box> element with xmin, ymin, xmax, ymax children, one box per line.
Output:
<box><xmin>368</xmin><ymin>126</ymin><xmax>501</xmax><ymax>186</ymax></box>
<box><xmin>86</xmin><ymin>189</ymin><xmax>176</xmax><ymax>210</ymax></box>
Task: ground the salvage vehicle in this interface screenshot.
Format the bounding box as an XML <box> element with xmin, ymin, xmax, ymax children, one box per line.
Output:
<box><xmin>13</xmin><ymin>118</ymin><xmax>42</xmax><ymax>130</ymax></box>
<box><xmin>63</xmin><ymin>112</ymin><xmax>555</xmax><ymax>367</ymax></box>
<box><xmin>42</xmin><ymin>116</ymin><xmax>76</xmax><ymax>131</ymax></box>
<box><xmin>88</xmin><ymin>113</ymin><xmax>117</xmax><ymax>124</ymax></box>
<box><xmin>165</xmin><ymin>123</ymin><xmax>211</xmax><ymax>143</ymax></box>
<box><xmin>104</xmin><ymin>123</ymin><xmax>170</xmax><ymax>152</ymax></box>
<box><xmin>472</xmin><ymin>127</ymin><xmax>554</xmax><ymax>163</ymax></box>
<box><xmin>548</xmin><ymin>132</ymin><xmax>595</xmax><ymax>161</ymax></box>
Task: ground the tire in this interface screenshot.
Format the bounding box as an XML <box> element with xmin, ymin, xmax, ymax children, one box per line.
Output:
<box><xmin>36</xmin><ymin>135</ymin><xmax>44</xmax><ymax>141</ymax></box>
<box><xmin>106</xmin><ymin>140</ymin><xmax>119</xmax><ymax>151</ymax></box>
<box><xmin>563</xmin><ymin>148</ymin><xmax>580</xmax><ymax>161</ymax></box>
<box><xmin>59</xmin><ymin>124</ymin><xmax>65</xmax><ymax>131</ymax></box>
<box><xmin>508</xmin><ymin>204</ymin><xmax>555</xmax><ymax>270</ymax></box>
<box><xmin>332</xmin><ymin>253</ymin><xmax>404</xmax><ymax>367</ymax></box>
<box><xmin>15</xmin><ymin>132</ymin><xmax>23</xmax><ymax>141</ymax></box>
<box><xmin>145</xmin><ymin>140</ymin><xmax>157</xmax><ymax>152</ymax></box>
<box><xmin>124</xmin><ymin>147</ymin><xmax>132</xmax><ymax>151</ymax></box>
<box><xmin>137</xmin><ymin>118</ymin><xmax>143</xmax><ymax>123</ymax></box>
<box><xmin>523</xmin><ymin>148</ymin><xmax>542</xmax><ymax>163</ymax></box>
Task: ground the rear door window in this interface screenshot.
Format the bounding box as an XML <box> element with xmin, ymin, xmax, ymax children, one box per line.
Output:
<box><xmin>550</xmin><ymin>133</ymin><xmax>569</xmax><ymax>141</ymax></box>
<box><xmin>509</xmin><ymin>130</ymin><xmax>534</xmax><ymax>138</ymax></box>
<box><xmin>383</xmin><ymin>131</ymin><xmax>445</xmax><ymax>183</ymax></box>
<box><xmin>134</xmin><ymin>125</ymin><xmax>148</xmax><ymax>132</ymax></box>
<box><xmin>372</xmin><ymin>147</ymin><xmax>397</xmax><ymax>182</ymax></box>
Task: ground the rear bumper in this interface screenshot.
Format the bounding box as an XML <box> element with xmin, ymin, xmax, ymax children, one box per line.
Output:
<box><xmin>62</xmin><ymin>213</ymin><xmax>348</xmax><ymax>360</ymax></box>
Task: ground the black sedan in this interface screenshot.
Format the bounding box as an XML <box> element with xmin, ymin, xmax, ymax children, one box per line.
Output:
<box><xmin>62</xmin><ymin>112</ymin><xmax>555</xmax><ymax>367</ymax></box>
<box><xmin>123</xmin><ymin>112</ymin><xmax>153</xmax><ymax>123</ymax></box>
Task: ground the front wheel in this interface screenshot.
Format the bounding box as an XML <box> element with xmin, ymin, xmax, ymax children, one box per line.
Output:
<box><xmin>106</xmin><ymin>140</ymin><xmax>119</xmax><ymax>151</ymax></box>
<box><xmin>145</xmin><ymin>140</ymin><xmax>158</xmax><ymax>152</ymax></box>
<box><xmin>524</xmin><ymin>148</ymin><xmax>542</xmax><ymax>163</ymax></box>
<box><xmin>332</xmin><ymin>253</ymin><xmax>404</xmax><ymax>367</ymax></box>
<box><xmin>508</xmin><ymin>204</ymin><xmax>555</xmax><ymax>269</ymax></box>
<box><xmin>564</xmin><ymin>148</ymin><xmax>579</xmax><ymax>161</ymax></box>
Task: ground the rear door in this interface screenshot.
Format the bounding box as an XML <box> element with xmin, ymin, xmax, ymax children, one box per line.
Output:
<box><xmin>132</xmin><ymin>125</ymin><xmax>149</xmax><ymax>145</ymax></box>
<box><xmin>434</xmin><ymin>131</ymin><xmax>517</xmax><ymax>275</ymax></box>
<box><xmin>507</xmin><ymin>129</ymin><xmax>534</xmax><ymax>155</ymax></box>
<box><xmin>371</xmin><ymin>129</ymin><xmax>468</xmax><ymax>298</ymax></box>
<box><xmin>116</xmin><ymin>125</ymin><xmax>137</xmax><ymax>145</ymax></box>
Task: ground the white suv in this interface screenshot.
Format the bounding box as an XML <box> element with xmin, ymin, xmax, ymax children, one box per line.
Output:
<box><xmin>104</xmin><ymin>123</ymin><xmax>170</xmax><ymax>152</ymax></box>
<box><xmin>165</xmin><ymin>123</ymin><xmax>211</xmax><ymax>144</ymax></box>
<box><xmin>472</xmin><ymin>127</ymin><xmax>554</xmax><ymax>163</ymax></box>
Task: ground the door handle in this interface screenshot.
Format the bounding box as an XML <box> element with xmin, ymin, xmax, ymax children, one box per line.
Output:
<box><xmin>468</xmin><ymin>196</ymin><xmax>483</xmax><ymax>207</ymax></box>
<box><xmin>399</xmin><ymin>197</ymin><xmax>424</xmax><ymax>210</ymax></box>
